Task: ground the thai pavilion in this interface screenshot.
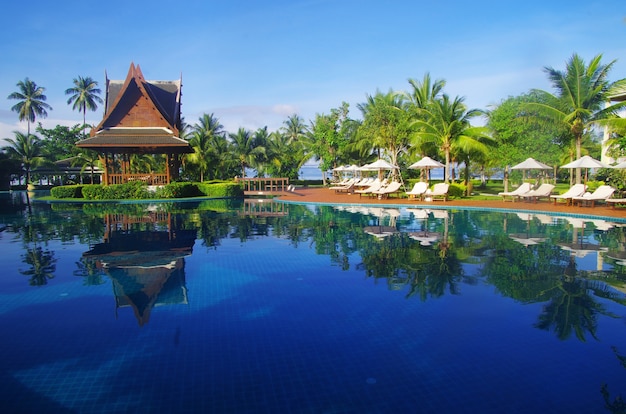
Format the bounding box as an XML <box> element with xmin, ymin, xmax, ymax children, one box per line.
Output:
<box><xmin>76</xmin><ymin>63</ymin><xmax>191</xmax><ymax>185</ymax></box>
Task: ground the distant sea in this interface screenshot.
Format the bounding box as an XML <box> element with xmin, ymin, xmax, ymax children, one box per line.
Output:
<box><xmin>298</xmin><ymin>165</ymin><xmax>324</xmax><ymax>180</ymax></box>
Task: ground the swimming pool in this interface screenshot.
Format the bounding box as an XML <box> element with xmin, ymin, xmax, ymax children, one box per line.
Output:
<box><xmin>1</xmin><ymin>194</ymin><xmax>626</xmax><ymax>413</ymax></box>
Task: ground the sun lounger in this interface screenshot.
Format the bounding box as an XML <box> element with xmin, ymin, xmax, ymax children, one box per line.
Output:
<box><xmin>372</xmin><ymin>181</ymin><xmax>402</xmax><ymax>199</ymax></box>
<box><xmin>424</xmin><ymin>183</ymin><xmax>449</xmax><ymax>201</ymax></box>
<box><xmin>405</xmin><ymin>182</ymin><xmax>429</xmax><ymax>199</ymax></box>
<box><xmin>572</xmin><ymin>185</ymin><xmax>616</xmax><ymax>207</ymax></box>
<box><xmin>354</xmin><ymin>180</ymin><xmax>383</xmax><ymax>197</ymax></box>
<box><xmin>518</xmin><ymin>183</ymin><xmax>555</xmax><ymax>203</ymax></box>
<box><xmin>498</xmin><ymin>182</ymin><xmax>532</xmax><ymax>202</ymax></box>
<box><xmin>606</xmin><ymin>199</ymin><xmax>626</xmax><ymax>209</ymax></box>
<box><xmin>329</xmin><ymin>178</ymin><xmax>357</xmax><ymax>193</ymax></box>
<box><xmin>550</xmin><ymin>183</ymin><xmax>586</xmax><ymax>205</ymax></box>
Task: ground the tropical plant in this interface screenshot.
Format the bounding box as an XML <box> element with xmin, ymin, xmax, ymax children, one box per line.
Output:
<box><xmin>308</xmin><ymin>102</ymin><xmax>356</xmax><ymax>184</ymax></box>
<box><xmin>411</xmin><ymin>94</ymin><xmax>488</xmax><ymax>183</ymax></box>
<box><xmin>7</xmin><ymin>78</ymin><xmax>52</xmax><ymax>135</ymax></box>
<box><xmin>65</xmin><ymin>76</ymin><xmax>103</xmax><ymax>138</ymax></box>
<box><xmin>229</xmin><ymin>127</ymin><xmax>266</xmax><ymax>177</ymax></box>
<box><xmin>525</xmin><ymin>53</ymin><xmax>626</xmax><ymax>183</ymax></box>
<box><xmin>73</xmin><ymin>149</ymin><xmax>102</xmax><ymax>184</ymax></box>
<box><xmin>36</xmin><ymin>122</ymin><xmax>84</xmax><ymax>160</ymax></box>
<box><xmin>187</xmin><ymin>113</ymin><xmax>226</xmax><ymax>181</ymax></box>
<box><xmin>356</xmin><ymin>90</ymin><xmax>412</xmax><ymax>175</ymax></box>
<box><xmin>3</xmin><ymin>131</ymin><xmax>45</xmax><ymax>184</ymax></box>
<box><xmin>281</xmin><ymin>114</ymin><xmax>308</xmax><ymax>145</ymax></box>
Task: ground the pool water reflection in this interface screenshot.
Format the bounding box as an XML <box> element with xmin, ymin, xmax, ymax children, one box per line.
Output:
<box><xmin>1</xmin><ymin>193</ymin><xmax>626</xmax><ymax>413</ymax></box>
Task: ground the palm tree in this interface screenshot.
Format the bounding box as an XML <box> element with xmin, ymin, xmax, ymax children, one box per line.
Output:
<box><xmin>406</xmin><ymin>72</ymin><xmax>446</xmax><ymax>109</ymax></box>
<box><xmin>7</xmin><ymin>78</ymin><xmax>52</xmax><ymax>135</ymax></box>
<box><xmin>356</xmin><ymin>90</ymin><xmax>411</xmax><ymax>174</ymax></box>
<box><xmin>281</xmin><ymin>114</ymin><xmax>308</xmax><ymax>144</ymax></box>
<box><xmin>187</xmin><ymin>113</ymin><xmax>225</xmax><ymax>181</ymax></box>
<box><xmin>411</xmin><ymin>94</ymin><xmax>486</xmax><ymax>183</ymax></box>
<box><xmin>65</xmin><ymin>76</ymin><xmax>103</xmax><ymax>138</ymax></box>
<box><xmin>526</xmin><ymin>53</ymin><xmax>626</xmax><ymax>184</ymax></box>
<box><xmin>229</xmin><ymin>128</ymin><xmax>266</xmax><ymax>177</ymax></box>
<box><xmin>73</xmin><ymin>149</ymin><xmax>102</xmax><ymax>184</ymax></box>
<box><xmin>3</xmin><ymin>131</ymin><xmax>45</xmax><ymax>185</ymax></box>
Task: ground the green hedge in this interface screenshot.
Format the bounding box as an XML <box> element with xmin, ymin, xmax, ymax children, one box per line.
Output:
<box><xmin>155</xmin><ymin>182</ymin><xmax>203</xmax><ymax>198</ymax></box>
<box><xmin>52</xmin><ymin>180</ymin><xmax>243</xmax><ymax>200</ymax></box>
<box><xmin>82</xmin><ymin>181</ymin><xmax>152</xmax><ymax>200</ymax></box>
<box><xmin>198</xmin><ymin>182</ymin><xmax>243</xmax><ymax>198</ymax></box>
<box><xmin>50</xmin><ymin>185</ymin><xmax>84</xmax><ymax>199</ymax></box>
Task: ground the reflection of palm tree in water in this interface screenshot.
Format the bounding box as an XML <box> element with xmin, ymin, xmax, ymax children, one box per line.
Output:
<box><xmin>602</xmin><ymin>346</ymin><xmax>626</xmax><ymax>413</ymax></box>
<box><xmin>74</xmin><ymin>257</ymin><xmax>105</xmax><ymax>286</ymax></box>
<box><xmin>20</xmin><ymin>246</ymin><xmax>57</xmax><ymax>286</ymax></box>
<box><xmin>535</xmin><ymin>275</ymin><xmax>608</xmax><ymax>342</ymax></box>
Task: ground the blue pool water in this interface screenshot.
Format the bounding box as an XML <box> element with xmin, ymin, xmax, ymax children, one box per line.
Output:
<box><xmin>1</xmin><ymin>193</ymin><xmax>626</xmax><ymax>413</ymax></box>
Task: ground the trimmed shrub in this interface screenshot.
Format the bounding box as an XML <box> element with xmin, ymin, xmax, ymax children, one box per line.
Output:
<box><xmin>155</xmin><ymin>182</ymin><xmax>203</xmax><ymax>198</ymax></box>
<box><xmin>198</xmin><ymin>182</ymin><xmax>243</xmax><ymax>198</ymax></box>
<box><xmin>447</xmin><ymin>183</ymin><xmax>466</xmax><ymax>199</ymax></box>
<box><xmin>81</xmin><ymin>181</ymin><xmax>151</xmax><ymax>200</ymax></box>
<box><xmin>50</xmin><ymin>185</ymin><xmax>83</xmax><ymax>199</ymax></box>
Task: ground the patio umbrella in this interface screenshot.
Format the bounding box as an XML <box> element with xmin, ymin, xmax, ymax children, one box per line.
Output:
<box><xmin>560</xmin><ymin>155</ymin><xmax>609</xmax><ymax>185</ymax></box>
<box><xmin>363</xmin><ymin>159</ymin><xmax>399</xmax><ymax>180</ymax></box>
<box><xmin>510</xmin><ymin>157</ymin><xmax>551</xmax><ymax>181</ymax></box>
<box><xmin>408</xmin><ymin>156</ymin><xmax>444</xmax><ymax>183</ymax></box>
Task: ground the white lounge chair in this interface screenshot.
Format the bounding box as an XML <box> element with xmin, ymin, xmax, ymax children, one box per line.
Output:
<box><xmin>518</xmin><ymin>183</ymin><xmax>555</xmax><ymax>203</ymax></box>
<box><xmin>406</xmin><ymin>182</ymin><xmax>429</xmax><ymax>199</ymax></box>
<box><xmin>572</xmin><ymin>185</ymin><xmax>616</xmax><ymax>207</ymax></box>
<box><xmin>355</xmin><ymin>179</ymin><xmax>383</xmax><ymax>197</ymax></box>
<box><xmin>550</xmin><ymin>183</ymin><xmax>586</xmax><ymax>205</ymax></box>
<box><xmin>372</xmin><ymin>181</ymin><xmax>402</xmax><ymax>199</ymax></box>
<box><xmin>606</xmin><ymin>198</ymin><xmax>626</xmax><ymax>209</ymax></box>
<box><xmin>424</xmin><ymin>183</ymin><xmax>449</xmax><ymax>201</ymax></box>
<box><xmin>329</xmin><ymin>178</ymin><xmax>357</xmax><ymax>193</ymax></box>
<box><xmin>498</xmin><ymin>182</ymin><xmax>532</xmax><ymax>202</ymax></box>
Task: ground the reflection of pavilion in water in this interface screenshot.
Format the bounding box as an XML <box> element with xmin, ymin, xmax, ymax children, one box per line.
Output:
<box><xmin>83</xmin><ymin>212</ymin><xmax>196</xmax><ymax>326</ymax></box>
<box><xmin>240</xmin><ymin>199</ymin><xmax>288</xmax><ymax>217</ymax></box>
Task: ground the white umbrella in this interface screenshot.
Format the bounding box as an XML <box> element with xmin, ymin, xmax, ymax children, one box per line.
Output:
<box><xmin>612</xmin><ymin>160</ymin><xmax>626</xmax><ymax>169</ymax></box>
<box><xmin>511</xmin><ymin>157</ymin><xmax>551</xmax><ymax>181</ymax></box>
<box><xmin>561</xmin><ymin>155</ymin><xmax>610</xmax><ymax>184</ymax></box>
<box><xmin>363</xmin><ymin>159</ymin><xmax>398</xmax><ymax>180</ymax></box>
<box><xmin>511</xmin><ymin>157</ymin><xmax>551</xmax><ymax>170</ymax></box>
<box><xmin>408</xmin><ymin>156</ymin><xmax>444</xmax><ymax>183</ymax></box>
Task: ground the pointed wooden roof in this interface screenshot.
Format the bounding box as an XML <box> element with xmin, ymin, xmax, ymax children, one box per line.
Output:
<box><xmin>77</xmin><ymin>63</ymin><xmax>191</xmax><ymax>154</ymax></box>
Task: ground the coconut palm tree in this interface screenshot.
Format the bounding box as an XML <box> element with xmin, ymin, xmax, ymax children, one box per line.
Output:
<box><xmin>356</xmin><ymin>90</ymin><xmax>411</xmax><ymax>175</ymax></box>
<box><xmin>8</xmin><ymin>78</ymin><xmax>53</xmax><ymax>135</ymax></box>
<box><xmin>3</xmin><ymin>131</ymin><xmax>45</xmax><ymax>185</ymax></box>
<box><xmin>405</xmin><ymin>72</ymin><xmax>446</xmax><ymax>110</ymax></box>
<box><xmin>65</xmin><ymin>76</ymin><xmax>103</xmax><ymax>138</ymax></box>
<box><xmin>73</xmin><ymin>149</ymin><xmax>102</xmax><ymax>184</ymax></box>
<box><xmin>526</xmin><ymin>53</ymin><xmax>626</xmax><ymax>184</ymax></box>
<box><xmin>187</xmin><ymin>113</ymin><xmax>225</xmax><ymax>181</ymax></box>
<box><xmin>411</xmin><ymin>94</ymin><xmax>487</xmax><ymax>183</ymax></box>
<box><xmin>229</xmin><ymin>128</ymin><xmax>266</xmax><ymax>178</ymax></box>
<box><xmin>281</xmin><ymin>114</ymin><xmax>308</xmax><ymax>145</ymax></box>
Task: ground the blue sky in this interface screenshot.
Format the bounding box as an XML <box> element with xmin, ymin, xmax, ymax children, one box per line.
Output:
<box><xmin>1</xmin><ymin>0</ymin><xmax>625</xmax><ymax>144</ymax></box>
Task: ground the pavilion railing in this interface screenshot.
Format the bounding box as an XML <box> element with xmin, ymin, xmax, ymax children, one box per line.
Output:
<box><xmin>107</xmin><ymin>173</ymin><xmax>168</xmax><ymax>185</ymax></box>
<box><xmin>235</xmin><ymin>177</ymin><xmax>289</xmax><ymax>193</ymax></box>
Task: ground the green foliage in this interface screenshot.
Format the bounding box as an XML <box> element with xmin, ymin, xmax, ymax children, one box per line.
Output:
<box><xmin>50</xmin><ymin>185</ymin><xmax>83</xmax><ymax>199</ymax></box>
<box><xmin>36</xmin><ymin>123</ymin><xmax>83</xmax><ymax>160</ymax></box>
<box><xmin>81</xmin><ymin>181</ymin><xmax>152</xmax><ymax>200</ymax></box>
<box><xmin>56</xmin><ymin>181</ymin><xmax>243</xmax><ymax>200</ymax></box>
<box><xmin>155</xmin><ymin>182</ymin><xmax>203</xmax><ymax>198</ymax></box>
<box><xmin>198</xmin><ymin>182</ymin><xmax>243</xmax><ymax>198</ymax></box>
<box><xmin>447</xmin><ymin>183</ymin><xmax>466</xmax><ymax>199</ymax></box>
<box><xmin>595</xmin><ymin>168</ymin><xmax>625</xmax><ymax>193</ymax></box>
